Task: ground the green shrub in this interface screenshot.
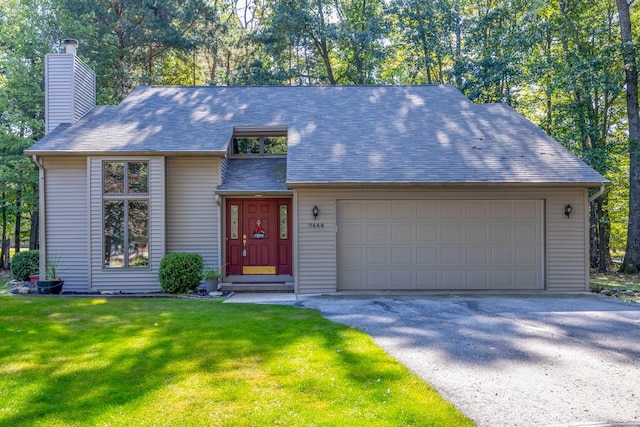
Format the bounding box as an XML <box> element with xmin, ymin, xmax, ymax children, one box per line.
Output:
<box><xmin>11</xmin><ymin>250</ymin><xmax>40</xmax><ymax>281</ymax></box>
<box><xmin>158</xmin><ymin>252</ymin><xmax>204</xmax><ymax>293</ymax></box>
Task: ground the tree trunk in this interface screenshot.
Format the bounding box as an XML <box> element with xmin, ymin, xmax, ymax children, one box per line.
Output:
<box><xmin>616</xmin><ymin>0</ymin><xmax>640</xmax><ymax>273</ymax></box>
<box><xmin>14</xmin><ymin>188</ymin><xmax>21</xmax><ymax>254</ymax></box>
<box><xmin>29</xmin><ymin>210</ymin><xmax>39</xmax><ymax>250</ymax></box>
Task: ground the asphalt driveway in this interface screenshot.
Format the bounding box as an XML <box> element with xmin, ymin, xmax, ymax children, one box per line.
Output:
<box><xmin>230</xmin><ymin>292</ymin><xmax>640</xmax><ymax>426</ymax></box>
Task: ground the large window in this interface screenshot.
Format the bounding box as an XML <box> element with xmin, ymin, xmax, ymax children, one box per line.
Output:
<box><xmin>103</xmin><ymin>161</ymin><xmax>149</xmax><ymax>268</ymax></box>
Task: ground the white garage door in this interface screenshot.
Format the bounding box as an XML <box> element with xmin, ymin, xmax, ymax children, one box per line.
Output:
<box><xmin>337</xmin><ymin>200</ymin><xmax>544</xmax><ymax>290</ymax></box>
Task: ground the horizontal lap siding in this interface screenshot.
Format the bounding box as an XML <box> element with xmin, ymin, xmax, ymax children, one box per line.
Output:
<box><xmin>546</xmin><ymin>189</ymin><xmax>588</xmax><ymax>291</ymax></box>
<box><xmin>166</xmin><ymin>158</ymin><xmax>219</xmax><ymax>268</ymax></box>
<box><xmin>295</xmin><ymin>188</ymin><xmax>589</xmax><ymax>293</ymax></box>
<box><xmin>89</xmin><ymin>157</ymin><xmax>165</xmax><ymax>292</ymax></box>
<box><xmin>44</xmin><ymin>157</ymin><xmax>89</xmax><ymax>291</ymax></box>
<box><xmin>296</xmin><ymin>191</ymin><xmax>337</xmax><ymax>293</ymax></box>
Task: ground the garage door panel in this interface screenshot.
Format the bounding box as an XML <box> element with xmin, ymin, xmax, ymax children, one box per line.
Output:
<box><xmin>516</xmin><ymin>201</ymin><xmax>541</xmax><ymax>219</ymax></box>
<box><xmin>366</xmin><ymin>247</ymin><xmax>387</xmax><ymax>264</ymax></box>
<box><xmin>391</xmin><ymin>224</ymin><xmax>413</xmax><ymax>242</ymax></box>
<box><xmin>337</xmin><ymin>200</ymin><xmax>543</xmax><ymax>291</ymax></box>
<box><xmin>466</xmin><ymin>247</ymin><xmax>488</xmax><ymax>264</ymax></box>
<box><xmin>467</xmin><ymin>270</ymin><xmax>488</xmax><ymax>286</ymax></box>
<box><xmin>392</xmin><ymin>247</ymin><xmax>413</xmax><ymax>264</ymax></box>
<box><xmin>466</xmin><ymin>224</ymin><xmax>488</xmax><ymax>241</ymax></box>
<box><xmin>491</xmin><ymin>247</ymin><xmax>513</xmax><ymax>264</ymax></box>
<box><xmin>516</xmin><ymin>223</ymin><xmax>540</xmax><ymax>240</ymax></box>
<box><xmin>417</xmin><ymin>202</ymin><xmax>438</xmax><ymax>219</ymax></box>
<box><xmin>365</xmin><ymin>202</ymin><xmax>388</xmax><ymax>219</ymax></box>
<box><xmin>392</xmin><ymin>202</ymin><xmax>414</xmax><ymax>219</ymax></box>
<box><xmin>341</xmin><ymin>246</ymin><xmax>363</xmax><ymax>265</ymax></box>
<box><xmin>417</xmin><ymin>247</ymin><xmax>438</xmax><ymax>263</ymax></box>
<box><xmin>442</xmin><ymin>224</ymin><xmax>463</xmax><ymax>241</ymax></box>
<box><xmin>365</xmin><ymin>224</ymin><xmax>387</xmax><ymax>242</ymax></box>
<box><xmin>442</xmin><ymin>247</ymin><xmax>463</xmax><ymax>264</ymax></box>
<box><xmin>491</xmin><ymin>224</ymin><xmax>512</xmax><ymax>242</ymax></box>
<box><xmin>417</xmin><ymin>224</ymin><xmax>438</xmax><ymax>241</ymax></box>
<box><xmin>442</xmin><ymin>201</ymin><xmax>464</xmax><ymax>219</ymax></box>
<box><xmin>466</xmin><ymin>201</ymin><xmax>488</xmax><ymax>219</ymax></box>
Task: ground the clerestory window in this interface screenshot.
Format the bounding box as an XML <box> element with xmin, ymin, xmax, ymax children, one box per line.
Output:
<box><xmin>103</xmin><ymin>161</ymin><xmax>149</xmax><ymax>269</ymax></box>
<box><xmin>232</xmin><ymin>136</ymin><xmax>287</xmax><ymax>156</ymax></box>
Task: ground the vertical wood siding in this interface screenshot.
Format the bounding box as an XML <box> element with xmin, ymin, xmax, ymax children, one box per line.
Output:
<box><xmin>44</xmin><ymin>54</ymin><xmax>95</xmax><ymax>134</ymax></box>
<box><xmin>43</xmin><ymin>157</ymin><xmax>89</xmax><ymax>291</ymax></box>
<box><xmin>88</xmin><ymin>157</ymin><xmax>165</xmax><ymax>292</ymax></box>
<box><xmin>166</xmin><ymin>157</ymin><xmax>220</xmax><ymax>269</ymax></box>
<box><xmin>295</xmin><ymin>188</ymin><xmax>589</xmax><ymax>293</ymax></box>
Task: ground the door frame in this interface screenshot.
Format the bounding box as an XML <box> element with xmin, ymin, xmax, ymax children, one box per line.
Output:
<box><xmin>222</xmin><ymin>196</ymin><xmax>293</xmax><ymax>280</ymax></box>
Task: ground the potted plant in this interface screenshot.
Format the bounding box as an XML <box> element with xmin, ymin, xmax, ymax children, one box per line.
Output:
<box><xmin>36</xmin><ymin>256</ymin><xmax>64</xmax><ymax>295</ymax></box>
<box><xmin>201</xmin><ymin>266</ymin><xmax>222</xmax><ymax>293</ymax></box>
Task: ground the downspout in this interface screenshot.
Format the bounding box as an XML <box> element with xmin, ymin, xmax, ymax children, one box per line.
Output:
<box><xmin>32</xmin><ymin>155</ymin><xmax>46</xmax><ymax>278</ymax></box>
<box><xmin>588</xmin><ymin>183</ymin><xmax>606</xmax><ymax>203</ymax></box>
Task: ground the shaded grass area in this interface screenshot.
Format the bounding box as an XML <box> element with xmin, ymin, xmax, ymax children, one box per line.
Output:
<box><xmin>590</xmin><ymin>273</ymin><xmax>640</xmax><ymax>302</ymax></box>
<box><xmin>0</xmin><ymin>297</ymin><xmax>473</xmax><ymax>426</ymax></box>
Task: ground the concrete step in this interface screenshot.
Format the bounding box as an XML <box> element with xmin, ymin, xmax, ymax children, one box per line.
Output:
<box><xmin>220</xmin><ymin>283</ymin><xmax>294</xmax><ymax>293</ymax></box>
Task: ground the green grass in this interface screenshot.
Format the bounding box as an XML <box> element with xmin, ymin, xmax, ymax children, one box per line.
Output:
<box><xmin>0</xmin><ymin>297</ymin><xmax>473</xmax><ymax>427</ymax></box>
<box><xmin>590</xmin><ymin>273</ymin><xmax>640</xmax><ymax>302</ymax></box>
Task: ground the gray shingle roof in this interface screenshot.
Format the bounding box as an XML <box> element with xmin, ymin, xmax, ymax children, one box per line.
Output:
<box><xmin>26</xmin><ymin>85</ymin><xmax>607</xmax><ymax>186</ymax></box>
<box><xmin>216</xmin><ymin>158</ymin><xmax>289</xmax><ymax>194</ymax></box>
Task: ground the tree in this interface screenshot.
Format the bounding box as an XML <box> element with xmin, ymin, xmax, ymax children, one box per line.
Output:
<box><xmin>616</xmin><ymin>0</ymin><xmax>640</xmax><ymax>273</ymax></box>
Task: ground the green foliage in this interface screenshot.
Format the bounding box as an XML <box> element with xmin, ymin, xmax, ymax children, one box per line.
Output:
<box><xmin>10</xmin><ymin>250</ymin><xmax>39</xmax><ymax>280</ymax></box>
<box><xmin>201</xmin><ymin>266</ymin><xmax>222</xmax><ymax>280</ymax></box>
<box><xmin>158</xmin><ymin>252</ymin><xmax>204</xmax><ymax>293</ymax></box>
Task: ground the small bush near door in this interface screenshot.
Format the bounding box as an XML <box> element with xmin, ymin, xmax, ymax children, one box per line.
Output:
<box><xmin>11</xmin><ymin>250</ymin><xmax>40</xmax><ymax>281</ymax></box>
<box><xmin>158</xmin><ymin>253</ymin><xmax>204</xmax><ymax>293</ymax></box>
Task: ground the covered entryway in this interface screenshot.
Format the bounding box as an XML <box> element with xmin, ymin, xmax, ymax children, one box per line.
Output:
<box><xmin>337</xmin><ymin>199</ymin><xmax>544</xmax><ymax>290</ymax></box>
<box><xmin>226</xmin><ymin>198</ymin><xmax>292</xmax><ymax>277</ymax></box>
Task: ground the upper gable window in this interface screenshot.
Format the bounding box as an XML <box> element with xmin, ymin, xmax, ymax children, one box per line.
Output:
<box><xmin>232</xmin><ymin>136</ymin><xmax>288</xmax><ymax>156</ymax></box>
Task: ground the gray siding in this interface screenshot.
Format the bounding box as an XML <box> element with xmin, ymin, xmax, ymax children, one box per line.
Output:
<box><xmin>89</xmin><ymin>157</ymin><xmax>165</xmax><ymax>292</ymax></box>
<box><xmin>42</xmin><ymin>157</ymin><xmax>89</xmax><ymax>291</ymax></box>
<box><xmin>45</xmin><ymin>54</ymin><xmax>95</xmax><ymax>134</ymax></box>
<box><xmin>295</xmin><ymin>188</ymin><xmax>588</xmax><ymax>294</ymax></box>
<box><xmin>166</xmin><ymin>157</ymin><xmax>220</xmax><ymax>268</ymax></box>
<box><xmin>296</xmin><ymin>191</ymin><xmax>337</xmax><ymax>293</ymax></box>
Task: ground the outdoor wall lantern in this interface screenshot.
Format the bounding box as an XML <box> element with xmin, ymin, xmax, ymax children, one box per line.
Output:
<box><xmin>312</xmin><ymin>206</ymin><xmax>319</xmax><ymax>220</ymax></box>
<box><xmin>564</xmin><ymin>204</ymin><xmax>573</xmax><ymax>218</ymax></box>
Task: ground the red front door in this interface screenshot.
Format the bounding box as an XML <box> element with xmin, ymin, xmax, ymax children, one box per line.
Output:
<box><xmin>226</xmin><ymin>198</ymin><xmax>292</xmax><ymax>276</ymax></box>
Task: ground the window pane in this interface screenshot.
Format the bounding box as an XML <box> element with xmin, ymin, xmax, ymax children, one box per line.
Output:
<box><xmin>128</xmin><ymin>162</ymin><xmax>148</xmax><ymax>193</ymax></box>
<box><xmin>280</xmin><ymin>205</ymin><xmax>288</xmax><ymax>239</ymax></box>
<box><xmin>230</xmin><ymin>205</ymin><xmax>239</xmax><ymax>239</ymax></box>
<box><xmin>104</xmin><ymin>162</ymin><xmax>124</xmax><ymax>193</ymax></box>
<box><xmin>234</xmin><ymin>137</ymin><xmax>261</xmax><ymax>154</ymax></box>
<box><xmin>264</xmin><ymin>136</ymin><xmax>288</xmax><ymax>154</ymax></box>
<box><xmin>104</xmin><ymin>200</ymin><xmax>124</xmax><ymax>268</ymax></box>
<box><xmin>128</xmin><ymin>201</ymin><xmax>149</xmax><ymax>268</ymax></box>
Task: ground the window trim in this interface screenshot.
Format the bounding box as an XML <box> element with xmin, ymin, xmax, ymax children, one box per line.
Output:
<box><xmin>102</xmin><ymin>160</ymin><xmax>150</xmax><ymax>270</ymax></box>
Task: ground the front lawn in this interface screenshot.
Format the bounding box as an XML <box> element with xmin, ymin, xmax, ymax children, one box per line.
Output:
<box><xmin>0</xmin><ymin>297</ymin><xmax>473</xmax><ymax>426</ymax></box>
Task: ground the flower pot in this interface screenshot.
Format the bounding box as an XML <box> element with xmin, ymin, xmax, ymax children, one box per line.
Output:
<box><xmin>29</xmin><ymin>275</ymin><xmax>40</xmax><ymax>284</ymax></box>
<box><xmin>36</xmin><ymin>280</ymin><xmax>64</xmax><ymax>295</ymax></box>
<box><xmin>204</xmin><ymin>278</ymin><xmax>219</xmax><ymax>293</ymax></box>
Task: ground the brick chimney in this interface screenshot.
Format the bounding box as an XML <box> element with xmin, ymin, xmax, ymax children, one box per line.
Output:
<box><xmin>44</xmin><ymin>39</ymin><xmax>96</xmax><ymax>135</ymax></box>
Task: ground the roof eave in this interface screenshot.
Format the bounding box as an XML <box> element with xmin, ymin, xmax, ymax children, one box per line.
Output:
<box><xmin>286</xmin><ymin>180</ymin><xmax>611</xmax><ymax>189</ymax></box>
<box><xmin>25</xmin><ymin>150</ymin><xmax>228</xmax><ymax>158</ymax></box>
